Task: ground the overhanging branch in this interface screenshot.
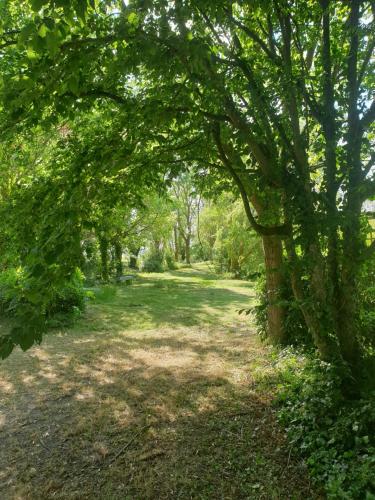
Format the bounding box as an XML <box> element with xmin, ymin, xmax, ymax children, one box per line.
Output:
<box><xmin>212</xmin><ymin>123</ymin><xmax>290</xmax><ymax>237</ymax></box>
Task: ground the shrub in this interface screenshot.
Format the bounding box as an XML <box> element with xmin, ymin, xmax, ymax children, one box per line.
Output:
<box><xmin>0</xmin><ymin>267</ymin><xmax>26</xmax><ymax>315</ymax></box>
<box><xmin>48</xmin><ymin>269</ymin><xmax>86</xmax><ymax>316</ymax></box>
<box><xmin>141</xmin><ymin>251</ymin><xmax>164</xmax><ymax>272</ymax></box>
<box><xmin>0</xmin><ymin>267</ymin><xmax>86</xmax><ymax>319</ymax></box>
<box><xmin>252</xmin><ymin>273</ymin><xmax>268</xmax><ymax>340</ymax></box>
<box><xmin>165</xmin><ymin>252</ymin><xmax>177</xmax><ymax>270</ymax></box>
<box><xmin>276</xmin><ymin>354</ymin><xmax>375</xmax><ymax>499</ymax></box>
<box><xmin>359</xmin><ymin>255</ymin><xmax>375</xmax><ymax>353</ymax></box>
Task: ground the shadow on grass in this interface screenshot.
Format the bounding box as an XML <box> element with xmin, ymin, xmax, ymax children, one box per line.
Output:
<box><xmin>0</xmin><ymin>332</ymin><xmax>314</xmax><ymax>499</ymax></box>
<box><xmin>0</xmin><ymin>270</ymin><xmax>315</xmax><ymax>499</ymax></box>
<box><xmin>83</xmin><ymin>278</ymin><xmax>256</xmax><ymax>334</ymax></box>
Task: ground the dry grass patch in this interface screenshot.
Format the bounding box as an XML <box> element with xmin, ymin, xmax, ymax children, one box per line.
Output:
<box><xmin>0</xmin><ymin>265</ymin><xmax>316</xmax><ymax>499</ymax></box>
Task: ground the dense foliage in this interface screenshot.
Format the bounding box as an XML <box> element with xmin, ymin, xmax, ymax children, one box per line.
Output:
<box><xmin>196</xmin><ymin>195</ymin><xmax>263</xmax><ymax>278</ymax></box>
<box><xmin>1</xmin><ymin>0</ymin><xmax>373</xmax><ymax>385</ymax></box>
<box><xmin>0</xmin><ymin>0</ymin><xmax>374</xmax><ymax>495</ymax></box>
<box><xmin>275</xmin><ymin>352</ymin><xmax>375</xmax><ymax>498</ymax></box>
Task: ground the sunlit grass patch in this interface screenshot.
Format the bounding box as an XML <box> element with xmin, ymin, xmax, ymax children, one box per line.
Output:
<box><xmin>0</xmin><ymin>266</ymin><xmax>315</xmax><ymax>499</ymax></box>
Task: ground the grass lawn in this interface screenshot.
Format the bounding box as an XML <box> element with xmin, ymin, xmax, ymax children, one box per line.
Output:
<box><xmin>0</xmin><ymin>264</ymin><xmax>316</xmax><ymax>499</ymax></box>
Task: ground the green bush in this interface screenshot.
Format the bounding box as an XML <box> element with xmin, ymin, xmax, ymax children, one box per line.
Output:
<box><xmin>141</xmin><ymin>251</ymin><xmax>164</xmax><ymax>272</ymax></box>
<box><xmin>276</xmin><ymin>355</ymin><xmax>375</xmax><ymax>499</ymax></box>
<box><xmin>0</xmin><ymin>267</ymin><xmax>86</xmax><ymax>318</ymax></box>
<box><xmin>0</xmin><ymin>267</ymin><xmax>88</xmax><ymax>354</ymax></box>
<box><xmin>359</xmin><ymin>256</ymin><xmax>375</xmax><ymax>353</ymax></box>
<box><xmin>252</xmin><ymin>273</ymin><xmax>268</xmax><ymax>339</ymax></box>
<box><xmin>48</xmin><ymin>269</ymin><xmax>86</xmax><ymax>316</ymax></box>
<box><xmin>165</xmin><ymin>252</ymin><xmax>177</xmax><ymax>270</ymax></box>
<box><xmin>0</xmin><ymin>267</ymin><xmax>26</xmax><ymax>314</ymax></box>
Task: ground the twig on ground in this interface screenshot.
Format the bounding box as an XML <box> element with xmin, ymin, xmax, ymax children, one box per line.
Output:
<box><xmin>281</xmin><ymin>445</ymin><xmax>294</xmax><ymax>477</ymax></box>
<box><xmin>38</xmin><ymin>437</ymin><xmax>51</xmax><ymax>451</ymax></box>
<box><xmin>137</xmin><ymin>449</ymin><xmax>165</xmax><ymax>461</ymax></box>
<box><xmin>108</xmin><ymin>425</ymin><xmax>151</xmax><ymax>465</ymax></box>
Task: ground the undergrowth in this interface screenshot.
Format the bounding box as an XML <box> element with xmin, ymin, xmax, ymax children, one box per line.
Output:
<box><xmin>0</xmin><ymin>266</ymin><xmax>88</xmax><ymax>328</ymax></box>
<box><xmin>273</xmin><ymin>350</ymin><xmax>375</xmax><ymax>499</ymax></box>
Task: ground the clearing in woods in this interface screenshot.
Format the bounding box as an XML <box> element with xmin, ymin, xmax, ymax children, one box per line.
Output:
<box><xmin>0</xmin><ymin>265</ymin><xmax>315</xmax><ymax>499</ymax></box>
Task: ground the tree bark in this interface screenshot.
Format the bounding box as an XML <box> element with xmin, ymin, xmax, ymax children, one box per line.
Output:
<box><xmin>185</xmin><ymin>235</ymin><xmax>191</xmax><ymax>264</ymax></box>
<box><xmin>262</xmin><ymin>234</ymin><xmax>286</xmax><ymax>344</ymax></box>
<box><xmin>286</xmin><ymin>239</ymin><xmax>340</xmax><ymax>362</ymax></box>
<box><xmin>335</xmin><ymin>0</ymin><xmax>366</xmax><ymax>390</ymax></box>
<box><xmin>113</xmin><ymin>239</ymin><xmax>123</xmax><ymax>279</ymax></box>
<box><xmin>129</xmin><ymin>246</ymin><xmax>140</xmax><ymax>269</ymax></box>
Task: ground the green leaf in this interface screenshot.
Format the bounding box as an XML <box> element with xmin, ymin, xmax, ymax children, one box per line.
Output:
<box><xmin>11</xmin><ymin>326</ymin><xmax>35</xmax><ymax>351</ymax></box>
<box><xmin>26</xmin><ymin>46</ymin><xmax>39</xmax><ymax>59</ymax></box>
<box><xmin>55</xmin><ymin>0</ymin><xmax>71</xmax><ymax>6</ymax></box>
<box><xmin>75</xmin><ymin>0</ymin><xmax>88</xmax><ymax>22</ymax></box>
<box><xmin>128</xmin><ymin>12</ymin><xmax>139</xmax><ymax>27</ymax></box>
<box><xmin>30</xmin><ymin>0</ymin><xmax>49</xmax><ymax>12</ymax></box>
<box><xmin>30</xmin><ymin>263</ymin><xmax>45</xmax><ymax>278</ymax></box>
<box><xmin>38</xmin><ymin>23</ymin><xmax>48</xmax><ymax>38</ymax></box>
<box><xmin>19</xmin><ymin>24</ymin><xmax>36</xmax><ymax>44</ymax></box>
<box><xmin>67</xmin><ymin>74</ymin><xmax>80</xmax><ymax>95</ymax></box>
<box><xmin>45</xmin><ymin>30</ymin><xmax>60</xmax><ymax>56</ymax></box>
<box><xmin>0</xmin><ymin>337</ymin><xmax>14</xmax><ymax>360</ymax></box>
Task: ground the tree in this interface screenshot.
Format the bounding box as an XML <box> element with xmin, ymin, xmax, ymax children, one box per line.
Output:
<box><xmin>0</xmin><ymin>105</ymin><xmax>166</xmax><ymax>355</ymax></box>
<box><xmin>1</xmin><ymin>1</ymin><xmax>374</xmax><ymax>392</ymax></box>
<box><xmin>172</xmin><ymin>173</ymin><xmax>200</xmax><ymax>265</ymax></box>
<box><xmin>197</xmin><ymin>194</ymin><xmax>263</xmax><ymax>277</ymax></box>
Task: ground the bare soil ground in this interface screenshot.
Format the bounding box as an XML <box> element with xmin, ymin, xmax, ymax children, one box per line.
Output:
<box><xmin>0</xmin><ymin>265</ymin><xmax>316</xmax><ymax>499</ymax></box>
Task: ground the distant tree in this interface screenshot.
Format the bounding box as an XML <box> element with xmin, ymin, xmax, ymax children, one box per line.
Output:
<box><xmin>172</xmin><ymin>173</ymin><xmax>200</xmax><ymax>265</ymax></box>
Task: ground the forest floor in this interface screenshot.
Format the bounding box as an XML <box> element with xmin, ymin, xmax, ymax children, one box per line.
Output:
<box><xmin>0</xmin><ymin>264</ymin><xmax>317</xmax><ymax>499</ymax></box>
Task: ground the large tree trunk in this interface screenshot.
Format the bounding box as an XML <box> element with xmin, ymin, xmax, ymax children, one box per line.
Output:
<box><xmin>338</xmin><ymin>192</ymin><xmax>365</xmax><ymax>389</ymax></box>
<box><xmin>262</xmin><ymin>234</ymin><xmax>286</xmax><ymax>344</ymax></box>
<box><xmin>129</xmin><ymin>246</ymin><xmax>140</xmax><ymax>269</ymax></box>
<box><xmin>180</xmin><ymin>242</ymin><xmax>186</xmax><ymax>262</ymax></box>
<box><xmin>335</xmin><ymin>0</ymin><xmax>368</xmax><ymax>392</ymax></box>
<box><xmin>338</xmin><ymin>266</ymin><xmax>362</xmax><ymax>372</ymax></box>
<box><xmin>284</xmin><ymin>234</ymin><xmax>342</xmax><ymax>362</ymax></box>
<box><xmin>185</xmin><ymin>235</ymin><xmax>191</xmax><ymax>264</ymax></box>
<box><xmin>335</xmin><ymin>207</ymin><xmax>368</xmax><ymax>397</ymax></box>
<box><xmin>113</xmin><ymin>239</ymin><xmax>123</xmax><ymax>279</ymax></box>
<box><xmin>250</xmin><ymin>193</ymin><xmax>287</xmax><ymax>344</ymax></box>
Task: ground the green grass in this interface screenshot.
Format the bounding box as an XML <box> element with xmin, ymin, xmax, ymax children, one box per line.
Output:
<box><xmin>0</xmin><ymin>264</ymin><xmax>315</xmax><ymax>499</ymax></box>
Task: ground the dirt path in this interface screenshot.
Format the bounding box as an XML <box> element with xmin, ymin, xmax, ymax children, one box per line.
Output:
<box><xmin>0</xmin><ymin>266</ymin><xmax>315</xmax><ymax>499</ymax></box>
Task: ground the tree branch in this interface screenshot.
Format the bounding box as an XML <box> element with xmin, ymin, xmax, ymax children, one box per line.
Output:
<box><xmin>224</xmin><ymin>10</ymin><xmax>282</xmax><ymax>65</ymax></box>
<box><xmin>357</xmin><ymin>36</ymin><xmax>375</xmax><ymax>87</ymax></box>
<box><xmin>0</xmin><ymin>39</ymin><xmax>17</xmax><ymax>50</ymax></box>
<box><xmin>212</xmin><ymin>124</ymin><xmax>290</xmax><ymax>237</ymax></box>
<box><xmin>363</xmin><ymin>151</ymin><xmax>375</xmax><ymax>178</ymax></box>
<box><xmin>360</xmin><ymin>100</ymin><xmax>375</xmax><ymax>130</ymax></box>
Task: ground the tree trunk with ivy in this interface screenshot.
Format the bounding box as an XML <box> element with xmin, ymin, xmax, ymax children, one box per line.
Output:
<box><xmin>262</xmin><ymin>234</ymin><xmax>286</xmax><ymax>344</ymax></box>
<box><xmin>113</xmin><ymin>239</ymin><xmax>123</xmax><ymax>279</ymax></box>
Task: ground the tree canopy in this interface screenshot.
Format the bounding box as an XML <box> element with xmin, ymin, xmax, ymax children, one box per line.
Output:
<box><xmin>0</xmin><ymin>0</ymin><xmax>374</xmax><ymax>392</ymax></box>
